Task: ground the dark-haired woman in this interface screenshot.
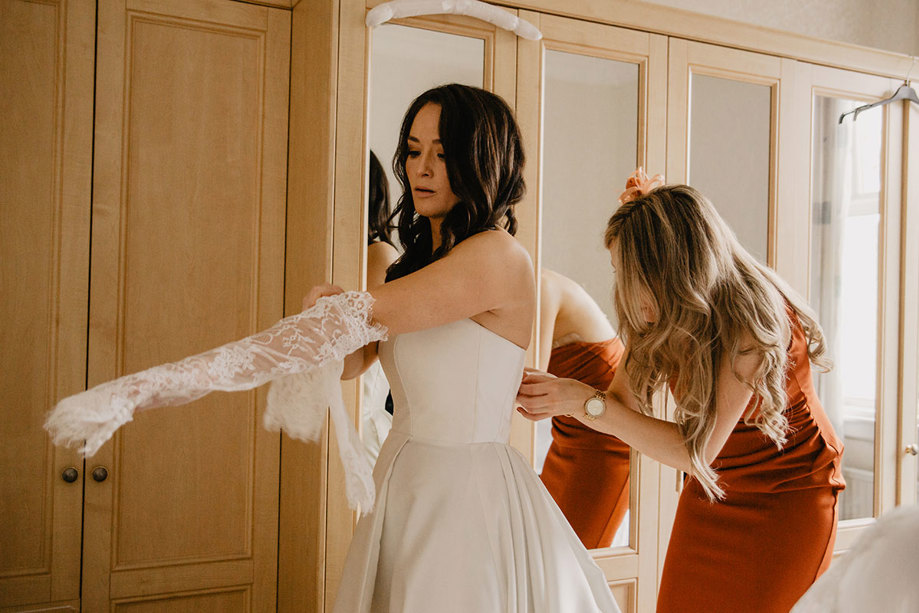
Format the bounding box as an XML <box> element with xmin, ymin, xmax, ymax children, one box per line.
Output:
<box><xmin>45</xmin><ymin>84</ymin><xmax>619</xmax><ymax>612</ymax></box>
<box><xmin>325</xmin><ymin>85</ymin><xmax>619</xmax><ymax>612</ymax></box>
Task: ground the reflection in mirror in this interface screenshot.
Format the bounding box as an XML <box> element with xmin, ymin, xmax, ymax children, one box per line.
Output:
<box><xmin>689</xmin><ymin>74</ymin><xmax>771</xmax><ymax>263</ymax></box>
<box><xmin>362</xmin><ymin>23</ymin><xmax>486</xmax><ymax>460</ymax></box>
<box><xmin>539</xmin><ymin>49</ymin><xmax>639</xmax><ymax>549</ymax></box>
<box><xmin>362</xmin><ymin>150</ymin><xmax>399</xmax><ymax>460</ymax></box>
<box><xmin>810</xmin><ymin>96</ymin><xmax>882</xmax><ymax>521</ymax></box>
<box><xmin>370</xmin><ymin>24</ymin><xmax>485</xmax><ymax>203</ymax></box>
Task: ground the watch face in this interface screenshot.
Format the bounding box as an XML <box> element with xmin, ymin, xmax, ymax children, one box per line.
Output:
<box><xmin>586</xmin><ymin>396</ymin><xmax>605</xmax><ymax>417</ymax></box>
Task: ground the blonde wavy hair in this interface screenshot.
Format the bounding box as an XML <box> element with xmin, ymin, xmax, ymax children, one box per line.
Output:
<box><xmin>605</xmin><ymin>184</ymin><xmax>830</xmax><ymax>500</ymax></box>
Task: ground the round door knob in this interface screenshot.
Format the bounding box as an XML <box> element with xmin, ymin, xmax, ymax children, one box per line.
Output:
<box><xmin>61</xmin><ymin>467</ymin><xmax>79</xmax><ymax>483</ymax></box>
<box><xmin>907</xmin><ymin>444</ymin><xmax>919</xmax><ymax>456</ymax></box>
<box><xmin>91</xmin><ymin>466</ymin><xmax>108</xmax><ymax>482</ymax></box>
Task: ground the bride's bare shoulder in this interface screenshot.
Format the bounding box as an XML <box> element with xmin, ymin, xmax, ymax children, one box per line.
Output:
<box><xmin>452</xmin><ymin>229</ymin><xmax>533</xmax><ymax>274</ymax></box>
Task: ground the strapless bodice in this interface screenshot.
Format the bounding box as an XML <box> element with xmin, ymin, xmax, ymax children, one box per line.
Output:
<box><xmin>378</xmin><ymin>318</ymin><xmax>526</xmax><ymax>445</ymax></box>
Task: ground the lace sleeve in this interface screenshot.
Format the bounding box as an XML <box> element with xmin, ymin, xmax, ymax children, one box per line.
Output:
<box><xmin>45</xmin><ymin>291</ymin><xmax>387</xmax><ymax>512</ymax></box>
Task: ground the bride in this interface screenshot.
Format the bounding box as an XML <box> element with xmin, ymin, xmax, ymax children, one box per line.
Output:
<box><xmin>46</xmin><ymin>83</ymin><xmax>620</xmax><ymax>613</ymax></box>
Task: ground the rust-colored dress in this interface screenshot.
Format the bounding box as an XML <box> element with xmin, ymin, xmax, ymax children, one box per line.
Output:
<box><xmin>656</xmin><ymin>311</ymin><xmax>845</xmax><ymax>613</ymax></box>
<box><xmin>539</xmin><ymin>338</ymin><xmax>630</xmax><ymax>549</ymax></box>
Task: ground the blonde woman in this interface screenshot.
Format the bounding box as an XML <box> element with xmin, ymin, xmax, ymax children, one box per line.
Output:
<box><xmin>517</xmin><ymin>170</ymin><xmax>845</xmax><ymax>613</ymax></box>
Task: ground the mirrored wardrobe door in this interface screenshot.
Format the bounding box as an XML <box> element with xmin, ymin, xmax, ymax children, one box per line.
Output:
<box><xmin>325</xmin><ymin>6</ymin><xmax>518</xmax><ymax>608</ymax></box>
<box><xmin>793</xmin><ymin>62</ymin><xmax>906</xmax><ymax>552</ymax></box>
<box><xmin>664</xmin><ymin>37</ymin><xmax>793</xmax><ymax>578</ymax></box>
<box><xmin>667</xmin><ymin>39</ymin><xmax>792</xmax><ymax>267</ymax></box>
<box><xmin>516</xmin><ymin>11</ymin><xmax>667</xmax><ymax>612</ymax></box>
<box><xmin>363</xmin><ymin>20</ymin><xmax>487</xmax><ymax>463</ymax></box>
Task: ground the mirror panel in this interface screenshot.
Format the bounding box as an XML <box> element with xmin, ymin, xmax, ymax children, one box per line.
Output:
<box><xmin>810</xmin><ymin>95</ymin><xmax>883</xmax><ymax>521</ymax></box>
<box><xmin>370</xmin><ymin>24</ymin><xmax>485</xmax><ymax>203</ymax></box>
<box><xmin>689</xmin><ymin>74</ymin><xmax>772</xmax><ymax>263</ymax></box>
<box><xmin>539</xmin><ymin>48</ymin><xmax>640</xmax><ymax>550</ymax></box>
<box><xmin>363</xmin><ymin>23</ymin><xmax>486</xmax><ymax>459</ymax></box>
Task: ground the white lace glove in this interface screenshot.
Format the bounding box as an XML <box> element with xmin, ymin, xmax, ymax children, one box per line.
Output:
<box><xmin>45</xmin><ymin>291</ymin><xmax>387</xmax><ymax>512</ymax></box>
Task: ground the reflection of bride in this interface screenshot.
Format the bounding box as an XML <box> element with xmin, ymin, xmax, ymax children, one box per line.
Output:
<box><xmin>360</xmin><ymin>150</ymin><xmax>399</xmax><ymax>460</ymax></box>
<box><xmin>46</xmin><ymin>84</ymin><xmax>620</xmax><ymax>612</ymax></box>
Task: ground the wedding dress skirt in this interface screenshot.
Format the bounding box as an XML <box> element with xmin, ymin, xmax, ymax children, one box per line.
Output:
<box><xmin>333</xmin><ymin>319</ymin><xmax>619</xmax><ymax>613</ymax></box>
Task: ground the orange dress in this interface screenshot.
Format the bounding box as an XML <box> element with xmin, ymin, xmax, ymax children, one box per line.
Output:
<box><xmin>656</xmin><ymin>311</ymin><xmax>845</xmax><ymax>613</ymax></box>
<box><xmin>539</xmin><ymin>338</ymin><xmax>630</xmax><ymax>549</ymax></box>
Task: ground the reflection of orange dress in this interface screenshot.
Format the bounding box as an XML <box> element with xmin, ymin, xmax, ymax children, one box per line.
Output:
<box><xmin>657</xmin><ymin>311</ymin><xmax>845</xmax><ymax>613</ymax></box>
<box><xmin>539</xmin><ymin>338</ymin><xmax>629</xmax><ymax>549</ymax></box>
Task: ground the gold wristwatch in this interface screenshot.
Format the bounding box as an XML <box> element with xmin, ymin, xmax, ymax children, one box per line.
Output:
<box><xmin>583</xmin><ymin>390</ymin><xmax>607</xmax><ymax>420</ymax></box>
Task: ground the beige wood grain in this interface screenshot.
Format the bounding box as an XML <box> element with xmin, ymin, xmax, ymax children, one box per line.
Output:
<box><xmin>278</xmin><ymin>0</ymin><xmax>339</xmax><ymax>610</ymax></box>
<box><xmin>609</xmin><ymin>578</ymin><xmax>636</xmax><ymax>613</ymax></box>
<box><xmin>112</xmin><ymin>586</ymin><xmax>249</xmax><ymax>612</ymax></box>
<box><xmin>326</xmin><ymin>0</ymin><xmax>367</xmax><ymax>606</ymax></box>
<box><xmin>0</xmin><ymin>599</ymin><xmax>80</xmax><ymax>613</ymax></box>
<box><xmin>898</xmin><ymin>98</ymin><xmax>919</xmax><ymax>505</ymax></box>
<box><xmin>639</xmin><ymin>33</ymin><xmax>669</xmax><ymax>606</ymax></box>
<box><xmin>775</xmin><ymin>57</ymin><xmax>809</xmax><ymax>296</ymax></box>
<box><xmin>879</xmin><ymin>75</ymin><xmax>905</xmax><ymax>519</ymax></box>
<box><xmin>83</xmin><ymin>0</ymin><xmax>289</xmax><ymax>609</ymax></box>
<box><xmin>0</xmin><ymin>0</ymin><xmax>94</xmax><ymax>607</ymax></box>
<box><xmin>512</xmin><ymin>10</ymin><xmax>542</xmax><ymax>463</ymax></box>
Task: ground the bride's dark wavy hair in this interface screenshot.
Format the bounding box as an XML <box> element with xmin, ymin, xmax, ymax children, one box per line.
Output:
<box><xmin>385</xmin><ymin>84</ymin><xmax>526</xmax><ymax>281</ymax></box>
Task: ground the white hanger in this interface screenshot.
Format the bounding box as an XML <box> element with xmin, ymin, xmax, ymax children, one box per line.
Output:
<box><xmin>838</xmin><ymin>81</ymin><xmax>919</xmax><ymax>123</ymax></box>
<box><xmin>839</xmin><ymin>57</ymin><xmax>919</xmax><ymax>123</ymax></box>
<box><xmin>366</xmin><ymin>0</ymin><xmax>542</xmax><ymax>40</ymax></box>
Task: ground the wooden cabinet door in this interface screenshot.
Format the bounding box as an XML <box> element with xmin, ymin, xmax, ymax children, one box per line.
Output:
<box><xmin>0</xmin><ymin>0</ymin><xmax>94</xmax><ymax>609</ymax></box>
<box><xmin>84</xmin><ymin>0</ymin><xmax>289</xmax><ymax>609</ymax></box>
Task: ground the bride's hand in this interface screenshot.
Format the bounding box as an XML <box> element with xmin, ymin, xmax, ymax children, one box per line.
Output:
<box><xmin>303</xmin><ymin>283</ymin><xmax>345</xmax><ymax>310</ymax></box>
<box><xmin>516</xmin><ymin>369</ymin><xmax>595</xmax><ymax>421</ymax></box>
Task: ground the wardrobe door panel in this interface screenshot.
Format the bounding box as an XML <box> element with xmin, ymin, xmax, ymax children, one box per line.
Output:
<box><xmin>667</xmin><ymin>39</ymin><xmax>790</xmax><ymax>268</ymax></box>
<box><xmin>793</xmin><ymin>63</ymin><xmax>906</xmax><ymax>550</ymax></box>
<box><xmin>516</xmin><ymin>12</ymin><xmax>667</xmax><ymax>612</ymax></box>
<box><xmin>320</xmin><ymin>6</ymin><xmax>518</xmax><ymax>610</ymax></box>
<box><xmin>84</xmin><ymin>0</ymin><xmax>289</xmax><ymax>609</ymax></box>
<box><xmin>0</xmin><ymin>0</ymin><xmax>94</xmax><ymax>607</ymax></box>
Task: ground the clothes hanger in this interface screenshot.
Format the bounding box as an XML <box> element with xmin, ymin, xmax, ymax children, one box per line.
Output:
<box><xmin>365</xmin><ymin>0</ymin><xmax>543</xmax><ymax>40</ymax></box>
<box><xmin>839</xmin><ymin>57</ymin><xmax>919</xmax><ymax>123</ymax></box>
<box><xmin>838</xmin><ymin>81</ymin><xmax>919</xmax><ymax>123</ymax></box>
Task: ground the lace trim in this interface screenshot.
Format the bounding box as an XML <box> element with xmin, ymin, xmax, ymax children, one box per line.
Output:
<box><xmin>45</xmin><ymin>290</ymin><xmax>387</xmax><ymax>513</ymax></box>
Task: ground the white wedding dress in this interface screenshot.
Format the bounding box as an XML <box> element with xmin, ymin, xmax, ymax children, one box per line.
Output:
<box><xmin>333</xmin><ymin>318</ymin><xmax>620</xmax><ymax>613</ymax></box>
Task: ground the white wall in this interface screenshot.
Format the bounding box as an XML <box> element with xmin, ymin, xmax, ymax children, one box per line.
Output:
<box><xmin>642</xmin><ymin>0</ymin><xmax>919</xmax><ymax>57</ymax></box>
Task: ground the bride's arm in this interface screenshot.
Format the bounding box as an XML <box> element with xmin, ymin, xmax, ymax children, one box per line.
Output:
<box><xmin>45</xmin><ymin>230</ymin><xmax>531</xmax><ymax>457</ymax></box>
<box><xmin>340</xmin><ymin>241</ymin><xmax>400</xmax><ymax>380</ymax></box>
<box><xmin>369</xmin><ymin>230</ymin><xmax>533</xmax><ymax>337</ymax></box>
<box><xmin>45</xmin><ymin>289</ymin><xmax>388</xmax><ymax>456</ymax></box>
